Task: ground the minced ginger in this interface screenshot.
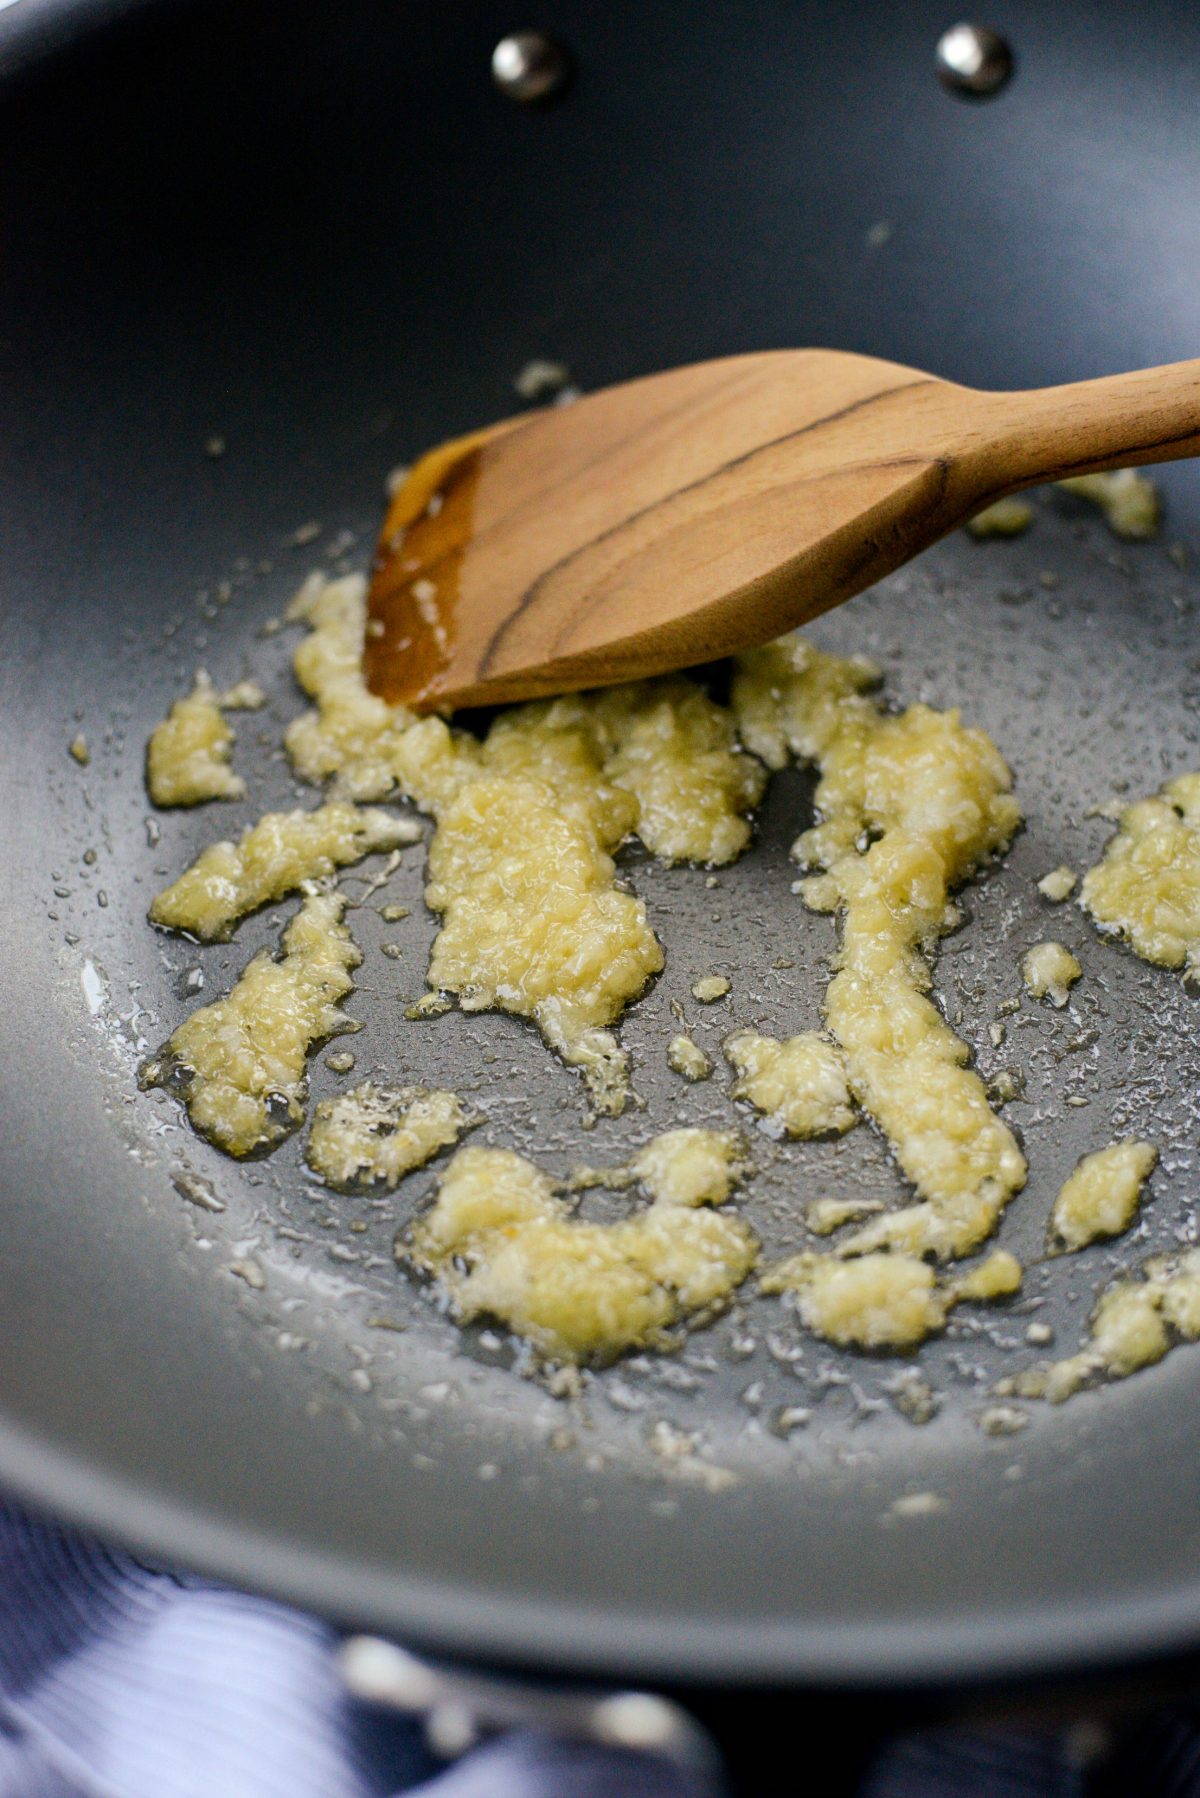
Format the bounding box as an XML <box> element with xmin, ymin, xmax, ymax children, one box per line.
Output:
<box><xmin>284</xmin><ymin>574</ymin><xmax>763</xmax><ymax>1110</ymax></box>
<box><xmin>306</xmin><ymin>1082</ymin><xmax>470</xmax><ymax>1189</ymax></box>
<box><xmin>404</xmin><ymin>1129</ymin><xmax>757</xmax><ymax>1361</ymax></box>
<box><xmin>149</xmin><ymin>801</ymin><xmax>419</xmax><ymax>941</ymax></box>
<box><xmin>725</xmin><ymin>1030</ymin><xmax>856</xmax><ymax>1138</ymax></box>
<box><xmin>146</xmin><ymin>670</ymin><xmax>265</xmax><ymax>806</ymax></box>
<box><xmin>1081</xmin><ymin>773</ymin><xmax>1200</xmax><ymax>975</ymax></box>
<box><xmin>142</xmin><ymin>892</ymin><xmax>358</xmax><ymax>1155</ymax></box>
<box><xmin>733</xmin><ymin>636</ymin><xmax>1026</xmax><ymax>1269</ymax></box>
<box><xmin>1048</xmin><ymin>1140</ymin><xmax>1157</xmax><ymax>1252</ymax></box>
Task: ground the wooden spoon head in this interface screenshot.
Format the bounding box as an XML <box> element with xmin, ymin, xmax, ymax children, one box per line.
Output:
<box><xmin>363</xmin><ymin>350</ymin><xmax>994</xmax><ymax>710</ymax></box>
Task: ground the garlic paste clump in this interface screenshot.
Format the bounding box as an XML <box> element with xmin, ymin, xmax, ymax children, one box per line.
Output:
<box><xmin>142</xmin><ymin>892</ymin><xmax>358</xmax><ymax>1156</ymax></box>
<box><xmin>1048</xmin><ymin>1141</ymin><xmax>1157</xmax><ymax>1253</ymax></box>
<box><xmin>150</xmin><ymin>801</ymin><xmax>418</xmax><ymax>941</ymax></box>
<box><xmin>1037</xmin><ymin>866</ymin><xmax>1076</xmax><ymax>903</ymax></box>
<box><xmin>725</xmin><ymin>1030</ymin><xmax>856</xmax><ymax>1138</ymax></box>
<box><xmin>1081</xmin><ymin>773</ymin><xmax>1200</xmax><ymax>975</ymax></box>
<box><xmin>1002</xmin><ymin>1248</ymin><xmax>1200</xmax><ymax>1404</ymax></box>
<box><xmin>284</xmin><ymin>574</ymin><xmax>763</xmax><ymax>1111</ymax></box>
<box><xmin>1022</xmin><ymin>940</ymin><xmax>1082</xmax><ymax>1008</ymax></box>
<box><xmin>404</xmin><ymin>1129</ymin><xmax>758</xmax><ymax>1362</ymax></box>
<box><xmin>734</xmin><ymin>636</ymin><xmax>1026</xmax><ymax>1278</ymax></box>
<box><xmin>306</xmin><ymin>1082</ymin><xmax>470</xmax><ymax>1189</ymax></box>
<box><xmin>966</xmin><ymin>497</ymin><xmax>1033</xmax><ymax>539</ymax></box>
<box><xmin>667</xmin><ymin>1034</ymin><xmax>712</xmax><ymax>1081</ymax></box>
<box><xmin>146</xmin><ymin>670</ymin><xmax>264</xmax><ymax>806</ymax></box>
<box><xmin>762</xmin><ymin>1248</ymin><xmax>1021</xmax><ymax>1351</ymax></box>
<box><xmin>1058</xmin><ymin>468</ymin><xmax>1160</xmax><ymax>540</ymax></box>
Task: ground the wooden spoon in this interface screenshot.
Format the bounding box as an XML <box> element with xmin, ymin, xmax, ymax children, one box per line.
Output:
<box><xmin>364</xmin><ymin>350</ymin><xmax>1200</xmax><ymax>710</ymax></box>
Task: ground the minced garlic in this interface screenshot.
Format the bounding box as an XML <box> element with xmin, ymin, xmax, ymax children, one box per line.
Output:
<box><xmin>1081</xmin><ymin>773</ymin><xmax>1200</xmax><ymax>974</ymax></box>
<box><xmin>404</xmin><ymin>1129</ymin><xmax>757</xmax><ymax>1362</ymax></box>
<box><xmin>146</xmin><ymin>670</ymin><xmax>264</xmax><ymax>806</ymax></box>
<box><xmin>733</xmin><ymin>636</ymin><xmax>1025</xmax><ymax>1263</ymax></box>
<box><xmin>1022</xmin><ymin>941</ymin><xmax>1082</xmax><ymax>1007</ymax></box>
<box><xmin>1049</xmin><ymin>1140</ymin><xmax>1157</xmax><ymax>1252</ymax></box>
<box><xmin>1058</xmin><ymin>468</ymin><xmax>1160</xmax><ymax>540</ymax></box>
<box><xmin>667</xmin><ymin>1034</ymin><xmax>712</xmax><ymax>1081</ymax></box>
<box><xmin>142</xmin><ymin>892</ymin><xmax>358</xmax><ymax>1156</ymax></box>
<box><xmin>478</xmin><ymin>680</ymin><xmax>762</xmax><ymax>864</ymax></box>
<box><xmin>220</xmin><ymin>679</ymin><xmax>266</xmax><ymax>709</ymax></box>
<box><xmin>423</xmin><ymin>772</ymin><xmax>661</xmax><ymax>1113</ymax></box>
<box><xmin>725</xmin><ymin>1030</ymin><xmax>855</xmax><ymax>1138</ymax></box>
<box><xmin>285</xmin><ymin>573</ymin><xmax>423</xmax><ymax>801</ymax></box>
<box><xmin>966</xmin><ymin>497</ymin><xmax>1033</xmax><ymax>539</ymax></box>
<box><xmin>149</xmin><ymin>801</ymin><xmax>419</xmax><ymax>941</ymax></box>
<box><xmin>762</xmin><ymin>1248</ymin><xmax>1021</xmax><ymax>1350</ymax></box>
<box><xmin>285</xmin><ymin>574</ymin><xmax>762</xmax><ymax>1110</ymax></box>
<box><xmin>595</xmin><ymin>679</ymin><xmax>765</xmax><ymax>864</ymax></box>
<box><xmin>137</xmin><ymin>543</ymin><xmax>1191</xmax><ymax>1381</ymax></box>
<box><xmin>631</xmin><ymin>1127</ymin><xmax>747</xmax><ymax>1206</ymax></box>
<box><xmin>804</xmin><ymin>1197</ymin><xmax>884</xmax><ymax>1237</ymax></box>
<box><xmin>1037</xmin><ymin>866</ymin><xmax>1077</xmax><ymax>902</ymax></box>
<box><xmin>306</xmin><ymin>1082</ymin><xmax>470</xmax><ymax>1189</ymax></box>
<box><xmin>286</xmin><ymin>573</ymin><xmax>762</xmax><ymax>861</ymax></box>
<box><xmin>1003</xmin><ymin>1247</ymin><xmax>1200</xmax><ymax>1403</ymax></box>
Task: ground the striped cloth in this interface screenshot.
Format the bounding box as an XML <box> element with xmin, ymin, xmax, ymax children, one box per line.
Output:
<box><xmin>0</xmin><ymin>1500</ymin><xmax>1184</xmax><ymax>1797</ymax></box>
<box><xmin>0</xmin><ymin>1504</ymin><xmax>713</xmax><ymax>1798</ymax></box>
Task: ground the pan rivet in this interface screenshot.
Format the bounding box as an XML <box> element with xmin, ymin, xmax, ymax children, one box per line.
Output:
<box><xmin>491</xmin><ymin>30</ymin><xmax>572</xmax><ymax>103</ymax></box>
<box><xmin>591</xmin><ymin>1692</ymin><xmax>685</xmax><ymax>1753</ymax></box>
<box><xmin>936</xmin><ymin>23</ymin><xmax>1014</xmax><ymax>97</ymax></box>
<box><xmin>426</xmin><ymin>1702</ymin><xmax>478</xmax><ymax>1758</ymax></box>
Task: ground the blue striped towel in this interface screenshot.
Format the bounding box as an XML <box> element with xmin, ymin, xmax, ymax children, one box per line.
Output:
<box><xmin>0</xmin><ymin>1500</ymin><xmax>1135</xmax><ymax>1797</ymax></box>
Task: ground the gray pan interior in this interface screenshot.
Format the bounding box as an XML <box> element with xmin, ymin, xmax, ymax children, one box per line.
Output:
<box><xmin>4</xmin><ymin>0</ymin><xmax>1200</xmax><ymax>1688</ymax></box>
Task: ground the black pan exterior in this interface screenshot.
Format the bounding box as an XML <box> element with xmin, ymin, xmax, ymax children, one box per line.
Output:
<box><xmin>4</xmin><ymin>0</ymin><xmax>1200</xmax><ymax>1686</ymax></box>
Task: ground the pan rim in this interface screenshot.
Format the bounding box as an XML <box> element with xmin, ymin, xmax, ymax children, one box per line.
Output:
<box><xmin>3</xmin><ymin>1414</ymin><xmax>1198</xmax><ymax>1689</ymax></box>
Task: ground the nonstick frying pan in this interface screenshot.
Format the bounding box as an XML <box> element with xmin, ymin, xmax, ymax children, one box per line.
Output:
<box><xmin>4</xmin><ymin>0</ymin><xmax>1200</xmax><ymax>1726</ymax></box>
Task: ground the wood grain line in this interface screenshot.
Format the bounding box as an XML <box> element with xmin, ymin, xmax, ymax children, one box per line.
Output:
<box><xmin>480</xmin><ymin>375</ymin><xmax>935</xmax><ymax>677</ymax></box>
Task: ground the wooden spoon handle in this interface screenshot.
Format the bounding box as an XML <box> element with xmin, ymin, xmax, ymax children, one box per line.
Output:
<box><xmin>983</xmin><ymin>357</ymin><xmax>1200</xmax><ymax>488</ymax></box>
